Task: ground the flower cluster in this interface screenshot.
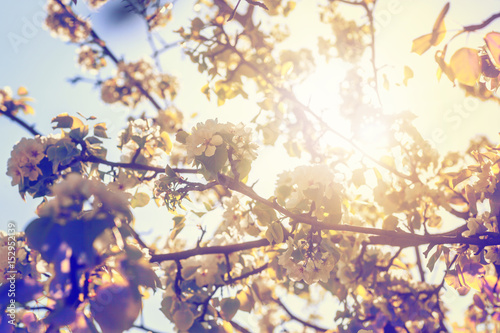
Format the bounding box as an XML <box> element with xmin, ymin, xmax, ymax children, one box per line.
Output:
<box><xmin>101</xmin><ymin>60</ymin><xmax>178</xmax><ymax>106</ymax></box>
<box><xmin>156</xmin><ymin>107</ymin><xmax>184</xmax><ymax>133</ymax></box>
<box><xmin>463</xmin><ymin>212</ymin><xmax>496</xmax><ymax>237</ymax></box>
<box><xmin>77</xmin><ymin>45</ymin><xmax>106</xmax><ymax>73</ymax></box>
<box><xmin>276</xmin><ymin>165</ymin><xmax>343</xmax><ymax>223</ymax></box>
<box><xmin>86</xmin><ymin>0</ymin><xmax>108</xmax><ymax>9</ymax></box>
<box><xmin>37</xmin><ymin>173</ymin><xmax>131</xmax><ymax>222</ymax></box>
<box><xmin>147</xmin><ymin>3</ymin><xmax>173</xmax><ymax>31</ymax></box>
<box><xmin>222</xmin><ymin>195</ymin><xmax>260</xmax><ymax>237</ymax></box>
<box><xmin>181</xmin><ymin>233</ymin><xmax>254</xmax><ymax>287</ymax></box>
<box><xmin>185</xmin><ymin>119</ymin><xmax>258</xmax><ymax>165</ymax></box>
<box><xmin>119</xmin><ymin>118</ymin><xmax>171</xmax><ymax>166</ymax></box>
<box><xmin>6</xmin><ymin>137</ymin><xmax>45</xmax><ymax>186</ymax></box>
<box><xmin>278</xmin><ymin>237</ymin><xmax>336</xmax><ymax>284</ymax></box>
<box><xmin>0</xmin><ymin>231</ymin><xmax>30</xmax><ymax>283</ymax></box>
<box><xmin>0</xmin><ymin>86</ymin><xmax>34</xmax><ymax>116</ymax></box>
<box><xmin>45</xmin><ymin>0</ymin><xmax>91</xmax><ymax>43</ymax></box>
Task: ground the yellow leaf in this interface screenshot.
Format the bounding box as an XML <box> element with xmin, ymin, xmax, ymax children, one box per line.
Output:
<box><xmin>356</xmin><ymin>285</ymin><xmax>368</xmax><ymax>298</ymax></box>
<box><xmin>222</xmin><ymin>321</ymin><xmax>233</xmax><ymax>333</ymax></box>
<box><xmin>352</xmin><ymin>169</ymin><xmax>365</xmax><ymax>187</ymax></box>
<box><xmin>236</xmin><ymin>287</ymin><xmax>255</xmax><ymax>312</ymax></box>
<box><xmin>450</xmin><ymin>48</ymin><xmax>480</xmax><ymax>86</ymax></box>
<box><xmin>431</xmin><ymin>2</ymin><xmax>449</xmax><ymax>43</ymax></box>
<box><xmin>391</xmin><ymin>258</ymin><xmax>408</xmax><ymax>270</ymax></box>
<box><xmin>23</xmin><ymin>104</ymin><xmax>35</xmax><ymax>115</ymax></box>
<box><xmin>131</xmin><ymin>192</ymin><xmax>150</xmax><ymax>208</ymax></box>
<box><xmin>411</xmin><ymin>33</ymin><xmax>434</xmax><ymax>55</ymax></box>
<box><xmin>383</xmin><ymin>74</ymin><xmax>389</xmax><ymax>90</ymax></box>
<box><xmin>201</xmin><ymin>83</ymin><xmax>210</xmax><ymax>101</ymax></box>
<box><xmin>161</xmin><ymin>131</ymin><xmax>173</xmax><ymax>154</ymax></box>
<box><xmin>281</xmin><ymin>61</ymin><xmax>294</xmax><ymax>77</ymax></box>
<box><xmin>17</xmin><ymin>86</ymin><xmax>28</xmax><ymax>96</ymax></box>
<box><xmin>52</xmin><ymin>113</ymin><xmax>84</xmax><ymax>130</ymax></box>
<box><xmin>435</xmin><ymin>50</ymin><xmax>455</xmax><ymax>82</ymax></box>
<box><xmin>380</xmin><ymin>155</ymin><xmax>395</xmax><ymax>169</ymax></box>
<box><xmin>403</xmin><ymin>66</ymin><xmax>414</xmax><ymax>86</ymax></box>
<box><xmin>382</xmin><ymin>215</ymin><xmax>398</xmax><ymax>230</ymax></box>
<box><xmin>411</xmin><ymin>3</ymin><xmax>449</xmax><ymax>55</ymax></box>
<box><xmin>485</xmin><ymin>32</ymin><xmax>500</xmax><ymax>67</ymax></box>
<box><xmin>451</xmin><ymin>169</ymin><xmax>472</xmax><ymax>188</ymax></box>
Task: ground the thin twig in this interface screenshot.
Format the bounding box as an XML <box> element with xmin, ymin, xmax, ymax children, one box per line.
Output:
<box><xmin>275</xmin><ymin>298</ymin><xmax>329</xmax><ymax>332</ymax></box>
<box><xmin>150</xmin><ymin>238</ymin><xmax>269</xmax><ymax>263</ymax></box>
<box><xmin>1</xmin><ymin>110</ymin><xmax>42</xmax><ymax>136</ymax></box>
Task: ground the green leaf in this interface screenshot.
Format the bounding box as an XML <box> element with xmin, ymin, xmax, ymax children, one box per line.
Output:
<box><xmin>253</xmin><ymin>201</ymin><xmax>277</xmax><ymax>226</ymax></box>
<box><xmin>220</xmin><ymin>298</ymin><xmax>240</xmax><ymax>321</ymax></box>
<box><xmin>265</xmin><ymin>221</ymin><xmax>284</xmax><ymax>244</ymax></box>
<box><xmin>161</xmin><ymin>131</ymin><xmax>173</xmax><ymax>154</ymax></box>
<box><xmin>411</xmin><ymin>212</ymin><xmax>422</xmax><ymax>230</ymax></box>
<box><xmin>426</xmin><ymin>245</ymin><xmax>442</xmax><ymax>272</ymax></box>
<box><xmin>236</xmin><ymin>159</ymin><xmax>252</xmax><ymax>181</ymax></box>
<box><xmin>382</xmin><ymin>215</ymin><xmax>398</xmax><ymax>230</ymax></box>
<box><xmin>94</xmin><ymin>123</ymin><xmax>108</xmax><ymax>138</ymax></box>
<box><xmin>452</xmin><ymin>169</ymin><xmax>472</xmax><ymax>188</ymax></box>
<box><xmin>203</xmin><ymin>202</ymin><xmax>213</xmax><ymax>211</ymax></box>
<box><xmin>197</xmin><ymin>146</ymin><xmax>228</xmax><ymax>177</ymax></box>
<box><xmin>131</xmin><ymin>192</ymin><xmax>150</xmax><ymax>208</ymax></box>
<box><xmin>176</xmin><ymin>130</ymin><xmax>188</xmax><ymax>144</ymax></box>
<box><xmin>236</xmin><ymin>288</ymin><xmax>255</xmax><ymax>313</ymax></box>
<box><xmin>352</xmin><ymin>169</ymin><xmax>365</xmax><ymax>187</ymax></box>
<box><xmin>131</xmin><ymin>135</ymin><xmax>147</xmax><ymax>148</ymax></box>
<box><xmin>52</xmin><ymin>113</ymin><xmax>84</xmax><ymax>129</ymax></box>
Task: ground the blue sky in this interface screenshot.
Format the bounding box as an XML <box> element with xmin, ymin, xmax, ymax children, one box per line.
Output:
<box><xmin>2</xmin><ymin>0</ymin><xmax>500</xmax><ymax>331</ymax></box>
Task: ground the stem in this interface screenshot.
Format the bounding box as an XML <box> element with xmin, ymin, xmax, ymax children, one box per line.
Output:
<box><xmin>221</xmin><ymin>174</ymin><xmax>500</xmax><ymax>248</ymax></box>
<box><xmin>54</xmin><ymin>0</ymin><xmax>164</xmax><ymax>112</ymax></box>
<box><xmin>84</xmin><ymin>154</ymin><xmax>197</xmax><ymax>175</ymax></box>
<box><xmin>223</xmin><ymin>263</ymin><xmax>269</xmax><ymax>284</ymax></box>
<box><xmin>150</xmin><ymin>238</ymin><xmax>269</xmax><ymax>263</ymax></box>
<box><xmin>1</xmin><ymin>110</ymin><xmax>42</xmax><ymax>136</ymax></box>
<box><xmin>275</xmin><ymin>298</ymin><xmax>329</xmax><ymax>332</ymax></box>
<box><xmin>464</xmin><ymin>12</ymin><xmax>500</xmax><ymax>32</ymax></box>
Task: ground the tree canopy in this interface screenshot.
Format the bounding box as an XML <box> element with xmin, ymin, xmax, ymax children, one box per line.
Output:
<box><xmin>2</xmin><ymin>0</ymin><xmax>500</xmax><ymax>332</ymax></box>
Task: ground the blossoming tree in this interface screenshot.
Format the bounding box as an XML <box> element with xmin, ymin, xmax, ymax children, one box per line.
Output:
<box><xmin>2</xmin><ymin>0</ymin><xmax>500</xmax><ymax>332</ymax></box>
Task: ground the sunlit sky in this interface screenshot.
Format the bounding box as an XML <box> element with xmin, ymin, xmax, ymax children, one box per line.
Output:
<box><xmin>1</xmin><ymin>0</ymin><xmax>500</xmax><ymax>331</ymax></box>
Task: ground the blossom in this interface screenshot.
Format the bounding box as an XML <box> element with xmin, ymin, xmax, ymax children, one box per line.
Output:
<box><xmin>186</xmin><ymin>119</ymin><xmax>224</xmax><ymax>163</ymax></box>
<box><xmin>37</xmin><ymin>174</ymin><xmax>131</xmax><ymax>222</ymax></box>
<box><xmin>147</xmin><ymin>4</ymin><xmax>173</xmax><ymax>30</ymax></box>
<box><xmin>185</xmin><ymin>120</ymin><xmax>259</xmax><ymax>166</ymax></box>
<box><xmin>277</xmin><ymin>237</ymin><xmax>335</xmax><ymax>284</ymax></box>
<box><xmin>46</xmin><ymin>0</ymin><xmax>91</xmax><ymax>43</ymax></box>
<box><xmin>77</xmin><ymin>45</ymin><xmax>106</xmax><ymax>72</ymax></box>
<box><xmin>6</xmin><ymin>137</ymin><xmax>45</xmax><ymax>185</ymax></box>
<box><xmin>276</xmin><ymin>165</ymin><xmax>342</xmax><ymax>222</ymax></box>
<box><xmin>227</xmin><ymin>122</ymin><xmax>259</xmax><ymax>160</ymax></box>
<box><xmin>222</xmin><ymin>195</ymin><xmax>260</xmax><ymax>237</ymax></box>
<box><xmin>86</xmin><ymin>0</ymin><xmax>108</xmax><ymax>9</ymax></box>
<box><xmin>0</xmin><ymin>231</ymin><xmax>29</xmax><ymax>283</ymax></box>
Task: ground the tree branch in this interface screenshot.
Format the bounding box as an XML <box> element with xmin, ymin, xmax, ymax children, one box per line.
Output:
<box><xmin>150</xmin><ymin>238</ymin><xmax>270</xmax><ymax>263</ymax></box>
<box><xmin>54</xmin><ymin>0</ymin><xmax>164</xmax><ymax>112</ymax></box>
<box><xmin>223</xmin><ymin>263</ymin><xmax>269</xmax><ymax>285</ymax></box>
<box><xmin>464</xmin><ymin>12</ymin><xmax>500</xmax><ymax>32</ymax></box>
<box><xmin>275</xmin><ymin>298</ymin><xmax>329</xmax><ymax>332</ymax></box>
<box><xmin>220</xmin><ymin>174</ymin><xmax>500</xmax><ymax>248</ymax></box>
<box><xmin>1</xmin><ymin>109</ymin><xmax>42</xmax><ymax>137</ymax></box>
<box><xmin>84</xmin><ymin>154</ymin><xmax>197</xmax><ymax>175</ymax></box>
